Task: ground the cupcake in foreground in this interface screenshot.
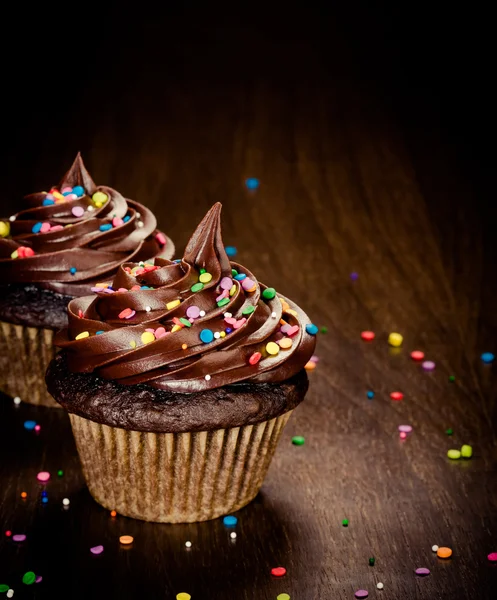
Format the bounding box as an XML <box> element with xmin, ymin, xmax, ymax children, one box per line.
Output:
<box><xmin>47</xmin><ymin>203</ymin><xmax>317</xmax><ymax>523</ymax></box>
<box><xmin>0</xmin><ymin>153</ymin><xmax>174</xmax><ymax>407</ymax></box>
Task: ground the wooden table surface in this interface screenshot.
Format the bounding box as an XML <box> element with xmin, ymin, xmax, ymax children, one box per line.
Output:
<box><xmin>1</xmin><ymin>11</ymin><xmax>496</xmax><ymax>600</ymax></box>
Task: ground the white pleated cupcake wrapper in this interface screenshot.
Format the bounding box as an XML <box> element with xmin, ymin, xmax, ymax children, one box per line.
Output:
<box><xmin>0</xmin><ymin>320</ymin><xmax>58</xmax><ymax>407</ymax></box>
<box><xmin>70</xmin><ymin>410</ymin><xmax>292</xmax><ymax>523</ymax></box>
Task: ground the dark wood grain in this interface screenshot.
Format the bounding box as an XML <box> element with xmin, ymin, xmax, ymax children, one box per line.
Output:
<box><xmin>1</xmin><ymin>11</ymin><xmax>496</xmax><ymax>600</ymax></box>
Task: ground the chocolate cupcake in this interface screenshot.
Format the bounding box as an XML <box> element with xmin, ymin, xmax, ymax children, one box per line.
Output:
<box><xmin>47</xmin><ymin>203</ymin><xmax>317</xmax><ymax>523</ymax></box>
<box><xmin>0</xmin><ymin>154</ymin><xmax>174</xmax><ymax>407</ymax></box>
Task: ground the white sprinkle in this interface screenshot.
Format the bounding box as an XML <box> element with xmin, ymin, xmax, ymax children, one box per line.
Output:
<box><xmin>185</xmin><ymin>541</ymin><xmax>192</xmax><ymax>548</ymax></box>
<box><xmin>62</xmin><ymin>498</ymin><xmax>70</xmax><ymax>506</ymax></box>
<box><xmin>13</xmin><ymin>396</ymin><xmax>21</xmax><ymax>405</ymax></box>
<box><xmin>230</xmin><ymin>532</ymin><xmax>237</xmax><ymax>539</ymax></box>
<box><xmin>205</xmin><ymin>375</ymin><xmax>211</xmax><ymax>381</ymax></box>
<box><xmin>377</xmin><ymin>582</ymin><xmax>384</xmax><ymax>590</ymax></box>
<box><xmin>9</xmin><ymin>215</ymin><xmax>16</xmax><ymax>222</ymax></box>
<box><xmin>87</xmin><ymin>205</ymin><xmax>95</xmax><ymax>212</ymax></box>
<box><xmin>271</xmin><ymin>312</ymin><xmax>277</xmax><ymax>318</ymax></box>
<box><xmin>224</xmin><ymin>312</ymin><xmax>232</xmax><ymax>318</ymax></box>
<box><xmin>7</xmin><ymin>590</ymin><xmax>14</xmax><ymax>598</ymax></box>
<box><xmin>137</xmin><ymin>221</ymin><xmax>144</xmax><ymax>228</ymax></box>
<box><xmin>199</xmin><ymin>310</ymin><xmax>206</xmax><ymax>317</ymax></box>
<box><xmin>432</xmin><ymin>545</ymin><xmax>439</xmax><ymax>552</ymax></box>
<box><xmin>136</xmin><ymin>212</ymin><xmax>141</xmax><ymax>219</ymax></box>
<box><xmin>214</xmin><ymin>332</ymin><xmax>221</xmax><ymax>339</ymax></box>
<box><xmin>145</xmin><ymin>306</ymin><xmax>151</xmax><ymax>312</ymax></box>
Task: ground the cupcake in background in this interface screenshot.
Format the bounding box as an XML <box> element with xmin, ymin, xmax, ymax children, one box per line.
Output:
<box><xmin>0</xmin><ymin>153</ymin><xmax>174</xmax><ymax>407</ymax></box>
<box><xmin>47</xmin><ymin>202</ymin><xmax>317</xmax><ymax>523</ymax></box>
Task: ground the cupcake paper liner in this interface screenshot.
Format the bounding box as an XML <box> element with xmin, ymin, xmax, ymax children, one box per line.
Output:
<box><xmin>0</xmin><ymin>319</ymin><xmax>59</xmax><ymax>408</ymax></box>
<box><xmin>69</xmin><ymin>410</ymin><xmax>293</xmax><ymax>523</ymax></box>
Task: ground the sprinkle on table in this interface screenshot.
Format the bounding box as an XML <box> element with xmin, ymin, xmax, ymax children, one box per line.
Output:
<box><xmin>342</xmin><ymin>518</ymin><xmax>348</xmax><ymax>527</ymax></box>
<box><xmin>305</xmin><ymin>323</ymin><xmax>319</xmax><ymax>335</ymax></box>
<box><xmin>390</xmin><ymin>391</ymin><xmax>404</xmax><ymax>401</ymax></box>
<box><xmin>422</xmin><ymin>360</ymin><xmax>436</xmax><ymax>371</ymax></box>
<box><xmin>367</xmin><ymin>390</ymin><xmax>374</xmax><ymax>399</ymax></box>
<box><xmin>277</xmin><ymin>594</ymin><xmax>291</xmax><ymax>600</ymax></box>
<box><xmin>447</xmin><ymin>449</ymin><xmax>461</xmax><ymax>459</ymax></box>
<box><xmin>461</xmin><ymin>444</ymin><xmax>473</xmax><ymax>458</ymax></box>
<box><xmin>354</xmin><ymin>590</ymin><xmax>368</xmax><ymax>599</ymax></box>
<box><xmin>410</xmin><ymin>350</ymin><xmax>425</xmax><ymax>361</ymax></box>
<box><xmin>361</xmin><ymin>331</ymin><xmax>375</xmax><ymax>341</ymax></box>
<box><xmin>223</xmin><ymin>515</ymin><xmax>238</xmax><ymax>527</ymax></box>
<box><xmin>271</xmin><ymin>567</ymin><xmax>286</xmax><ymax>577</ymax></box>
<box><xmin>292</xmin><ymin>436</ymin><xmax>305</xmax><ymax>446</ymax></box>
<box><xmin>225</xmin><ymin>246</ymin><xmax>237</xmax><ymax>256</ymax></box>
<box><xmin>176</xmin><ymin>594</ymin><xmax>191</xmax><ymax>600</ymax></box>
<box><xmin>119</xmin><ymin>535</ymin><xmax>134</xmax><ymax>545</ymax></box>
<box><xmin>22</xmin><ymin>572</ymin><xmax>36</xmax><ymax>585</ymax></box>
<box><xmin>90</xmin><ymin>545</ymin><xmax>104</xmax><ymax>555</ymax></box>
<box><xmin>388</xmin><ymin>332</ymin><xmax>403</xmax><ymax>347</ymax></box>
<box><xmin>415</xmin><ymin>568</ymin><xmax>431</xmax><ymax>576</ymax></box>
<box><xmin>36</xmin><ymin>471</ymin><xmax>50</xmax><ymax>482</ymax></box>
<box><xmin>436</xmin><ymin>547</ymin><xmax>452</xmax><ymax>559</ymax></box>
<box><xmin>481</xmin><ymin>352</ymin><xmax>495</xmax><ymax>363</ymax></box>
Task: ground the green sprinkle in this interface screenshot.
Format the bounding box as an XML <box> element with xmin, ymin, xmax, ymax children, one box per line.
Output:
<box><xmin>342</xmin><ymin>518</ymin><xmax>349</xmax><ymax>527</ymax></box>
<box><xmin>0</xmin><ymin>585</ymin><xmax>9</xmax><ymax>593</ymax></box>
<box><xmin>449</xmin><ymin>375</ymin><xmax>455</xmax><ymax>382</ymax></box>
<box><xmin>57</xmin><ymin>470</ymin><xmax>64</xmax><ymax>477</ymax></box>
<box><xmin>320</xmin><ymin>326</ymin><xmax>328</xmax><ymax>333</ymax></box>
<box><xmin>292</xmin><ymin>436</ymin><xmax>305</xmax><ymax>446</ymax></box>
<box><xmin>179</xmin><ymin>318</ymin><xmax>192</xmax><ymax>328</ymax></box>
<box><xmin>199</xmin><ymin>268</ymin><xmax>206</xmax><ymax>274</ymax></box>
<box><xmin>461</xmin><ymin>444</ymin><xmax>473</xmax><ymax>458</ymax></box>
<box><xmin>262</xmin><ymin>287</ymin><xmax>276</xmax><ymax>300</ymax></box>
<box><xmin>447</xmin><ymin>449</ymin><xmax>461</xmax><ymax>460</ymax></box>
<box><xmin>231</xmin><ymin>268</ymin><xmax>238</xmax><ymax>277</ymax></box>
<box><xmin>369</xmin><ymin>557</ymin><xmax>375</xmax><ymax>566</ymax></box>
<box><xmin>191</xmin><ymin>282</ymin><xmax>204</xmax><ymax>293</ymax></box>
<box><xmin>217</xmin><ymin>297</ymin><xmax>230</xmax><ymax>308</ymax></box>
<box><xmin>446</xmin><ymin>428</ymin><xmax>453</xmax><ymax>436</ymax></box>
<box><xmin>22</xmin><ymin>571</ymin><xmax>36</xmax><ymax>585</ymax></box>
<box><xmin>242</xmin><ymin>305</ymin><xmax>255</xmax><ymax>316</ymax></box>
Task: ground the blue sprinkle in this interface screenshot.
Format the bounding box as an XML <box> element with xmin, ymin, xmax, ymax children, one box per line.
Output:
<box><xmin>306</xmin><ymin>323</ymin><xmax>319</xmax><ymax>335</ymax></box>
<box><xmin>245</xmin><ymin>177</ymin><xmax>260</xmax><ymax>190</ymax></box>
<box><xmin>223</xmin><ymin>515</ymin><xmax>238</xmax><ymax>527</ymax></box>
<box><xmin>99</xmin><ymin>224</ymin><xmax>112</xmax><ymax>232</ymax></box>
<box><xmin>42</xmin><ymin>199</ymin><xmax>55</xmax><ymax>206</ymax></box>
<box><xmin>72</xmin><ymin>185</ymin><xmax>84</xmax><ymax>197</ymax></box>
<box><xmin>173</xmin><ymin>259</ymin><xmax>182</xmax><ymax>263</ymax></box>
<box><xmin>69</xmin><ymin>267</ymin><xmax>77</xmax><ymax>275</ymax></box>
<box><xmin>200</xmin><ymin>329</ymin><xmax>214</xmax><ymax>344</ymax></box>
<box><xmin>234</xmin><ymin>273</ymin><xmax>246</xmax><ymax>281</ymax></box>
<box><xmin>41</xmin><ymin>491</ymin><xmax>48</xmax><ymax>497</ymax></box>
<box><xmin>350</xmin><ymin>272</ymin><xmax>359</xmax><ymax>281</ymax></box>
<box><xmin>141</xmin><ymin>286</ymin><xmax>151</xmax><ymax>290</ymax></box>
<box><xmin>42</xmin><ymin>497</ymin><xmax>48</xmax><ymax>504</ymax></box>
<box><xmin>123</xmin><ymin>215</ymin><xmax>131</xmax><ymax>223</ymax></box>
<box><xmin>62</xmin><ymin>191</ymin><xmax>73</xmax><ymax>196</ymax></box>
<box><xmin>367</xmin><ymin>390</ymin><xmax>375</xmax><ymax>399</ymax></box>
<box><xmin>96</xmin><ymin>330</ymin><xmax>104</xmax><ymax>335</ymax></box>
<box><xmin>481</xmin><ymin>352</ymin><xmax>495</xmax><ymax>364</ymax></box>
<box><xmin>24</xmin><ymin>420</ymin><xmax>36</xmax><ymax>430</ymax></box>
<box><xmin>225</xmin><ymin>328</ymin><xmax>233</xmax><ymax>334</ymax></box>
<box><xmin>225</xmin><ymin>246</ymin><xmax>237</xmax><ymax>257</ymax></box>
<box><xmin>32</xmin><ymin>222</ymin><xmax>43</xmax><ymax>234</ymax></box>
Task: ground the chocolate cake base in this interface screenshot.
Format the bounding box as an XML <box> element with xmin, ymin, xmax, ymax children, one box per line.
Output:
<box><xmin>0</xmin><ymin>284</ymin><xmax>72</xmax><ymax>330</ymax></box>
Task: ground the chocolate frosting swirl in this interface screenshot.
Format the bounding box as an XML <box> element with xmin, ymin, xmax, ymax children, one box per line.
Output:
<box><xmin>0</xmin><ymin>154</ymin><xmax>174</xmax><ymax>296</ymax></box>
<box><xmin>55</xmin><ymin>203</ymin><xmax>317</xmax><ymax>392</ymax></box>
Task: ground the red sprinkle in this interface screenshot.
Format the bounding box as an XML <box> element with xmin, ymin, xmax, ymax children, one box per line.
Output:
<box><xmin>119</xmin><ymin>308</ymin><xmax>135</xmax><ymax>319</ymax></box>
<box><xmin>249</xmin><ymin>352</ymin><xmax>262</xmax><ymax>365</ymax></box>
<box><xmin>5</xmin><ymin>530</ymin><xmax>12</xmax><ymax>537</ymax></box>
<box><xmin>361</xmin><ymin>331</ymin><xmax>375</xmax><ymax>341</ymax></box>
<box><xmin>410</xmin><ymin>350</ymin><xmax>425</xmax><ymax>361</ymax></box>
<box><xmin>488</xmin><ymin>552</ymin><xmax>497</xmax><ymax>562</ymax></box>
<box><xmin>390</xmin><ymin>391</ymin><xmax>404</xmax><ymax>401</ymax></box>
<box><xmin>271</xmin><ymin>567</ymin><xmax>286</xmax><ymax>577</ymax></box>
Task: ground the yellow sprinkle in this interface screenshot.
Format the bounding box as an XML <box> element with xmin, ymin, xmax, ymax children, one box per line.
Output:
<box><xmin>53</xmin><ymin>191</ymin><xmax>64</xmax><ymax>200</ymax></box>
<box><xmin>130</xmin><ymin>340</ymin><xmax>137</xmax><ymax>348</ymax></box>
<box><xmin>278</xmin><ymin>337</ymin><xmax>292</xmax><ymax>349</ymax></box>
<box><xmin>166</xmin><ymin>299</ymin><xmax>181</xmax><ymax>310</ymax></box>
<box><xmin>10</xmin><ymin>250</ymin><xmax>18</xmax><ymax>259</ymax></box>
<box><xmin>266</xmin><ymin>341</ymin><xmax>280</xmax><ymax>356</ymax></box>
<box><xmin>199</xmin><ymin>272</ymin><xmax>212</xmax><ymax>283</ymax></box>
<box><xmin>95</xmin><ymin>282</ymin><xmax>110</xmax><ymax>288</ymax></box>
<box><xmin>94</xmin><ymin>201</ymin><xmax>103</xmax><ymax>208</ymax></box>
<box><xmin>141</xmin><ymin>331</ymin><xmax>155</xmax><ymax>344</ymax></box>
<box><xmin>171</xmin><ymin>325</ymin><xmax>182</xmax><ymax>333</ymax></box>
<box><xmin>0</xmin><ymin>221</ymin><xmax>10</xmax><ymax>237</ymax></box>
<box><xmin>286</xmin><ymin>309</ymin><xmax>298</xmax><ymax>317</ymax></box>
<box><xmin>388</xmin><ymin>332</ymin><xmax>403</xmax><ymax>347</ymax></box>
<box><xmin>279</xmin><ymin>297</ymin><xmax>290</xmax><ymax>312</ymax></box>
<box><xmin>229</xmin><ymin>284</ymin><xmax>237</xmax><ymax>297</ymax></box>
<box><xmin>220</xmin><ymin>331</ymin><xmax>226</xmax><ymax>338</ymax></box>
<box><xmin>305</xmin><ymin>360</ymin><xmax>316</xmax><ymax>371</ymax></box>
<box><xmin>176</xmin><ymin>594</ymin><xmax>191</xmax><ymax>600</ymax></box>
<box><xmin>75</xmin><ymin>331</ymin><xmax>90</xmax><ymax>340</ymax></box>
<box><xmin>181</xmin><ymin>343</ymin><xmax>188</xmax><ymax>350</ymax></box>
<box><xmin>92</xmin><ymin>191</ymin><xmax>108</xmax><ymax>204</ymax></box>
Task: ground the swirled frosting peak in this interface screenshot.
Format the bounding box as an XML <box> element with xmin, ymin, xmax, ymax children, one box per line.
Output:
<box><xmin>55</xmin><ymin>203</ymin><xmax>317</xmax><ymax>392</ymax></box>
<box><xmin>0</xmin><ymin>153</ymin><xmax>174</xmax><ymax>296</ymax></box>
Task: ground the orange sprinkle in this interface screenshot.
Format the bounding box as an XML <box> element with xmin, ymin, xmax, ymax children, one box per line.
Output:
<box><xmin>181</xmin><ymin>343</ymin><xmax>188</xmax><ymax>350</ymax></box>
<box><xmin>278</xmin><ymin>337</ymin><xmax>292</xmax><ymax>349</ymax></box>
<box><xmin>110</xmin><ymin>510</ymin><xmax>117</xmax><ymax>518</ymax></box>
<box><xmin>119</xmin><ymin>535</ymin><xmax>134</xmax><ymax>545</ymax></box>
<box><xmin>437</xmin><ymin>547</ymin><xmax>452</xmax><ymax>559</ymax></box>
<box><xmin>304</xmin><ymin>360</ymin><xmax>316</xmax><ymax>371</ymax></box>
<box><xmin>21</xmin><ymin>492</ymin><xmax>27</xmax><ymax>499</ymax></box>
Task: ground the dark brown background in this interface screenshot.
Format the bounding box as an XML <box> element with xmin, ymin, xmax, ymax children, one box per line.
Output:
<box><xmin>1</xmin><ymin>7</ymin><xmax>496</xmax><ymax>600</ymax></box>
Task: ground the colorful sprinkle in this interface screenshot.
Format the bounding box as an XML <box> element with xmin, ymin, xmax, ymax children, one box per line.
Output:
<box><xmin>200</xmin><ymin>329</ymin><xmax>214</xmax><ymax>343</ymax></box>
<box><xmin>271</xmin><ymin>567</ymin><xmax>286</xmax><ymax>577</ymax></box>
<box><xmin>99</xmin><ymin>224</ymin><xmax>112</xmax><ymax>232</ymax></box>
<box><xmin>119</xmin><ymin>535</ymin><xmax>134</xmax><ymax>545</ymax></box>
<box><xmin>191</xmin><ymin>282</ymin><xmax>204</xmax><ymax>293</ymax></box>
<box><xmin>422</xmin><ymin>360</ymin><xmax>436</xmax><ymax>371</ymax></box>
<box><xmin>220</xmin><ymin>277</ymin><xmax>233</xmax><ymax>290</ymax></box>
<box><xmin>447</xmin><ymin>449</ymin><xmax>461</xmax><ymax>460</ymax></box>
<box><xmin>342</xmin><ymin>519</ymin><xmax>348</xmax><ymax>526</ymax></box>
<box><xmin>70</xmin><ymin>267</ymin><xmax>77</xmax><ymax>275</ymax></box>
<box><xmin>488</xmin><ymin>552</ymin><xmax>497</xmax><ymax>562</ymax></box>
<box><xmin>217</xmin><ymin>297</ymin><xmax>230</xmax><ymax>307</ymax></box>
<box><xmin>398</xmin><ymin>425</ymin><xmax>413</xmax><ymax>433</ymax></box>
<box><xmin>481</xmin><ymin>352</ymin><xmax>495</xmax><ymax>364</ymax></box>
<box><xmin>449</xmin><ymin>375</ymin><xmax>456</xmax><ymax>382</ymax></box>
<box><xmin>369</xmin><ymin>557</ymin><xmax>375</xmax><ymax>566</ymax></box>
<box><xmin>304</xmin><ymin>360</ymin><xmax>316</xmax><ymax>371</ymax></box>
<box><xmin>32</xmin><ymin>222</ymin><xmax>43</xmax><ymax>233</ymax></box>
<box><xmin>225</xmin><ymin>246</ymin><xmax>237</xmax><ymax>257</ymax></box>
<box><xmin>376</xmin><ymin>583</ymin><xmax>384</xmax><ymax>590</ymax></box>
<box><xmin>179</xmin><ymin>318</ymin><xmax>192</xmax><ymax>328</ymax></box>
<box><xmin>241</xmin><ymin>278</ymin><xmax>255</xmax><ymax>291</ymax></box>
<box><xmin>388</xmin><ymin>332</ymin><xmax>403</xmax><ymax>347</ymax></box>
<box><xmin>90</xmin><ymin>545</ymin><xmax>104</xmax><ymax>555</ymax></box>
<box><xmin>354</xmin><ymin>590</ymin><xmax>368</xmax><ymax>599</ymax></box>
<box><xmin>350</xmin><ymin>272</ymin><xmax>359</xmax><ymax>280</ymax></box>
<box><xmin>141</xmin><ymin>331</ymin><xmax>155</xmax><ymax>344</ymax></box>
<box><xmin>367</xmin><ymin>390</ymin><xmax>375</xmax><ymax>399</ymax></box>
<box><xmin>245</xmin><ymin>177</ymin><xmax>260</xmax><ymax>190</ymax></box>
<box><xmin>0</xmin><ymin>221</ymin><xmax>10</xmax><ymax>237</ymax></box>
<box><xmin>119</xmin><ymin>308</ymin><xmax>135</xmax><ymax>319</ymax></box>
<box><xmin>278</xmin><ymin>337</ymin><xmax>292</xmax><ymax>349</ymax></box>
<box><xmin>223</xmin><ymin>516</ymin><xmax>238</xmax><ymax>527</ymax></box>
<box><xmin>437</xmin><ymin>547</ymin><xmax>452</xmax><ymax>558</ymax></box>
<box><xmin>306</xmin><ymin>323</ymin><xmax>319</xmax><ymax>335</ymax></box>
<box><xmin>92</xmin><ymin>191</ymin><xmax>108</xmax><ymax>204</ymax></box>
<box><xmin>205</xmin><ymin>374</ymin><xmax>211</xmax><ymax>381</ymax></box>
<box><xmin>432</xmin><ymin>545</ymin><xmax>439</xmax><ymax>552</ymax></box>
<box><xmin>72</xmin><ymin>206</ymin><xmax>85</xmax><ymax>217</ymax></box>
<box><xmin>22</xmin><ymin>571</ymin><xmax>36</xmax><ymax>585</ymax></box>
<box><xmin>410</xmin><ymin>350</ymin><xmax>425</xmax><ymax>361</ymax></box>
<box><xmin>461</xmin><ymin>444</ymin><xmax>473</xmax><ymax>458</ymax></box>
<box><xmin>186</xmin><ymin>306</ymin><xmax>200</xmax><ymax>318</ymax></box>
<box><xmin>262</xmin><ymin>287</ymin><xmax>276</xmax><ymax>300</ymax></box>
<box><xmin>242</xmin><ymin>305</ymin><xmax>255</xmax><ymax>316</ymax></box>
<box><xmin>36</xmin><ymin>471</ymin><xmax>50</xmax><ymax>482</ymax></box>
<box><xmin>277</xmin><ymin>595</ymin><xmax>290</xmax><ymax>600</ymax></box>
<box><xmin>13</xmin><ymin>534</ymin><xmax>26</xmax><ymax>542</ymax></box>
<box><xmin>390</xmin><ymin>391</ymin><xmax>404</xmax><ymax>401</ymax></box>
<box><xmin>266</xmin><ymin>341</ymin><xmax>280</xmax><ymax>355</ymax></box>
<box><xmin>234</xmin><ymin>273</ymin><xmax>246</xmax><ymax>281</ymax></box>
<box><xmin>110</xmin><ymin>510</ymin><xmax>117</xmax><ymax>517</ymax></box>
<box><xmin>446</xmin><ymin>428</ymin><xmax>453</xmax><ymax>435</ymax></box>
<box><xmin>292</xmin><ymin>436</ymin><xmax>305</xmax><ymax>445</ymax></box>
<box><xmin>24</xmin><ymin>420</ymin><xmax>36</xmax><ymax>430</ymax></box>
<box><xmin>199</xmin><ymin>272</ymin><xmax>212</xmax><ymax>283</ymax></box>
<box><xmin>73</xmin><ymin>185</ymin><xmax>84</xmax><ymax>196</ymax></box>
<box><xmin>415</xmin><ymin>568</ymin><xmax>430</xmax><ymax>576</ymax></box>
<box><xmin>249</xmin><ymin>352</ymin><xmax>262</xmax><ymax>365</ymax></box>
<box><xmin>361</xmin><ymin>331</ymin><xmax>375</xmax><ymax>341</ymax></box>
<box><xmin>75</xmin><ymin>331</ymin><xmax>90</xmax><ymax>340</ymax></box>
<box><xmin>176</xmin><ymin>594</ymin><xmax>191</xmax><ymax>600</ymax></box>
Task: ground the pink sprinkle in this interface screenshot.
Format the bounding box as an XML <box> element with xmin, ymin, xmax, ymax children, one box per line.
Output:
<box><xmin>224</xmin><ymin>317</ymin><xmax>236</xmax><ymax>325</ymax></box>
<box><xmin>415</xmin><ymin>568</ymin><xmax>431</xmax><ymax>576</ymax></box>
<box><xmin>189</xmin><ymin>318</ymin><xmax>194</xmax><ymax>323</ymax></box>
<box><xmin>241</xmin><ymin>278</ymin><xmax>255</xmax><ymax>291</ymax></box>
<box><xmin>155</xmin><ymin>327</ymin><xmax>167</xmax><ymax>339</ymax></box>
<box><xmin>13</xmin><ymin>534</ymin><xmax>26</xmax><ymax>542</ymax></box>
<box><xmin>36</xmin><ymin>576</ymin><xmax>43</xmax><ymax>583</ymax></box>
<box><xmin>399</xmin><ymin>431</ymin><xmax>407</xmax><ymax>439</ymax></box>
<box><xmin>49</xmin><ymin>225</ymin><xmax>64</xmax><ymax>232</ymax></box>
<box><xmin>37</xmin><ymin>471</ymin><xmax>50</xmax><ymax>482</ymax></box>
<box><xmin>233</xmin><ymin>318</ymin><xmax>246</xmax><ymax>330</ymax></box>
<box><xmin>112</xmin><ymin>217</ymin><xmax>124</xmax><ymax>227</ymax></box>
<box><xmin>422</xmin><ymin>360</ymin><xmax>436</xmax><ymax>371</ymax></box>
<box><xmin>61</xmin><ymin>186</ymin><xmax>72</xmax><ymax>193</ymax></box>
<box><xmin>34</xmin><ymin>424</ymin><xmax>41</xmax><ymax>432</ymax></box>
<box><xmin>310</xmin><ymin>355</ymin><xmax>319</xmax><ymax>362</ymax></box>
<box><xmin>40</xmin><ymin>222</ymin><xmax>51</xmax><ymax>233</ymax></box>
<box><xmin>65</xmin><ymin>193</ymin><xmax>78</xmax><ymax>201</ymax></box>
<box><xmin>220</xmin><ymin>277</ymin><xmax>233</xmax><ymax>290</ymax></box>
<box><xmin>488</xmin><ymin>552</ymin><xmax>497</xmax><ymax>562</ymax></box>
<box><xmin>72</xmin><ymin>206</ymin><xmax>85</xmax><ymax>217</ymax></box>
<box><xmin>286</xmin><ymin>325</ymin><xmax>299</xmax><ymax>337</ymax></box>
<box><xmin>156</xmin><ymin>232</ymin><xmax>166</xmax><ymax>245</ymax></box>
<box><xmin>90</xmin><ymin>545</ymin><xmax>104</xmax><ymax>555</ymax></box>
<box><xmin>398</xmin><ymin>425</ymin><xmax>413</xmax><ymax>433</ymax></box>
<box><xmin>280</xmin><ymin>324</ymin><xmax>292</xmax><ymax>334</ymax></box>
<box><xmin>186</xmin><ymin>306</ymin><xmax>200</xmax><ymax>319</ymax></box>
<box><xmin>145</xmin><ymin>328</ymin><xmax>155</xmax><ymax>333</ymax></box>
<box><xmin>354</xmin><ymin>591</ymin><xmax>368</xmax><ymax>599</ymax></box>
